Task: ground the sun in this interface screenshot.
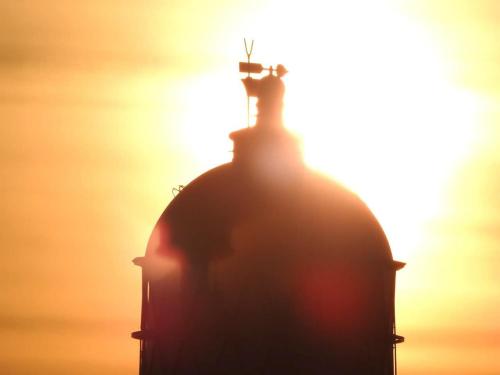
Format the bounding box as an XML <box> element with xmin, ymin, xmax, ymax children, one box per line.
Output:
<box><xmin>239</xmin><ymin>0</ymin><xmax>481</xmax><ymax>262</ymax></box>
<box><xmin>285</xmin><ymin>5</ymin><xmax>479</xmax><ymax>263</ymax></box>
<box><xmin>172</xmin><ymin>0</ymin><xmax>481</xmax><ymax>263</ymax></box>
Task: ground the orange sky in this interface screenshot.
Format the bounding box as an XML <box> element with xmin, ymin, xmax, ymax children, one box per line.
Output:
<box><xmin>0</xmin><ymin>1</ymin><xmax>499</xmax><ymax>374</ymax></box>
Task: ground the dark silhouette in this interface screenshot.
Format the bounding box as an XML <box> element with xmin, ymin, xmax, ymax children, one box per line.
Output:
<box><xmin>132</xmin><ymin>57</ymin><xmax>405</xmax><ymax>374</ymax></box>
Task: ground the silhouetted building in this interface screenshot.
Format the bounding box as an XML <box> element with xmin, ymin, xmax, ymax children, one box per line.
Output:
<box><xmin>132</xmin><ymin>61</ymin><xmax>405</xmax><ymax>374</ymax></box>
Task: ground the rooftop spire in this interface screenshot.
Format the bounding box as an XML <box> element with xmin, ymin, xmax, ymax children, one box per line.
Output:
<box><xmin>239</xmin><ymin>40</ymin><xmax>288</xmax><ymax>130</ymax></box>
<box><xmin>231</xmin><ymin>57</ymin><xmax>297</xmax><ymax>165</ymax></box>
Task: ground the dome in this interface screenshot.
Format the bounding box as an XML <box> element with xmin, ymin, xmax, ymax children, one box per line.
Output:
<box><xmin>133</xmin><ymin>63</ymin><xmax>404</xmax><ymax>375</ymax></box>
<box><xmin>138</xmin><ymin>127</ymin><xmax>397</xmax><ymax>374</ymax></box>
<box><xmin>152</xmin><ymin>160</ymin><xmax>392</xmax><ymax>264</ymax></box>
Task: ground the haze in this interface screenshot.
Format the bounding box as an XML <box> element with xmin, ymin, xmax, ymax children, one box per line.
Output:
<box><xmin>0</xmin><ymin>1</ymin><xmax>499</xmax><ymax>374</ymax></box>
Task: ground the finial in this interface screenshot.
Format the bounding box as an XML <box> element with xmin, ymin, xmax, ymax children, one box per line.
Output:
<box><xmin>239</xmin><ymin>49</ymin><xmax>287</xmax><ymax>129</ymax></box>
<box><xmin>243</xmin><ymin>38</ymin><xmax>254</xmax><ymax>127</ymax></box>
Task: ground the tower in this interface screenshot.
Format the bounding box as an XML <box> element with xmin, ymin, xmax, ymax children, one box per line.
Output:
<box><xmin>132</xmin><ymin>58</ymin><xmax>405</xmax><ymax>374</ymax></box>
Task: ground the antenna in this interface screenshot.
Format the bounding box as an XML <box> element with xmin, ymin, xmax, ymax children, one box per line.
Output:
<box><xmin>243</xmin><ymin>38</ymin><xmax>254</xmax><ymax>128</ymax></box>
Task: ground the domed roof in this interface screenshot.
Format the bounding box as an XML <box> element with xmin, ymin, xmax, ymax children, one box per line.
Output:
<box><xmin>148</xmin><ymin>148</ymin><xmax>392</xmax><ymax>264</ymax></box>
<box><xmin>135</xmin><ymin>64</ymin><xmax>403</xmax><ymax>375</ymax></box>
<box><xmin>147</xmin><ymin>66</ymin><xmax>391</xmax><ymax>265</ymax></box>
<box><xmin>142</xmin><ymin>135</ymin><xmax>395</xmax><ymax>372</ymax></box>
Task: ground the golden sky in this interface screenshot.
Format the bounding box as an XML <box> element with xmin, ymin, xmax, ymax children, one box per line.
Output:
<box><xmin>0</xmin><ymin>1</ymin><xmax>499</xmax><ymax>374</ymax></box>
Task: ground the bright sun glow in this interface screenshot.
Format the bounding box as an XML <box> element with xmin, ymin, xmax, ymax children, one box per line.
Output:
<box><xmin>248</xmin><ymin>0</ymin><xmax>481</xmax><ymax>262</ymax></box>
<box><xmin>174</xmin><ymin>0</ymin><xmax>481</xmax><ymax>262</ymax></box>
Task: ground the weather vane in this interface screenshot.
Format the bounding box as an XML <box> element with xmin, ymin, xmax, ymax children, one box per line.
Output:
<box><xmin>240</xmin><ymin>39</ymin><xmax>288</xmax><ymax>128</ymax></box>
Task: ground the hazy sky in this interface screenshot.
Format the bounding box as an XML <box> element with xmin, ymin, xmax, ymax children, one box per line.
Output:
<box><xmin>0</xmin><ymin>1</ymin><xmax>499</xmax><ymax>374</ymax></box>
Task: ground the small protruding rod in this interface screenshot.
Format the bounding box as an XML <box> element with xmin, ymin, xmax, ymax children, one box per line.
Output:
<box><xmin>393</xmin><ymin>261</ymin><xmax>406</xmax><ymax>271</ymax></box>
<box><xmin>244</xmin><ymin>38</ymin><xmax>254</xmax><ymax>73</ymax></box>
<box><xmin>393</xmin><ymin>335</ymin><xmax>405</xmax><ymax>344</ymax></box>
<box><xmin>243</xmin><ymin>38</ymin><xmax>254</xmax><ymax>127</ymax></box>
<box><xmin>132</xmin><ymin>257</ymin><xmax>146</xmax><ymax>267</ymax></box>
